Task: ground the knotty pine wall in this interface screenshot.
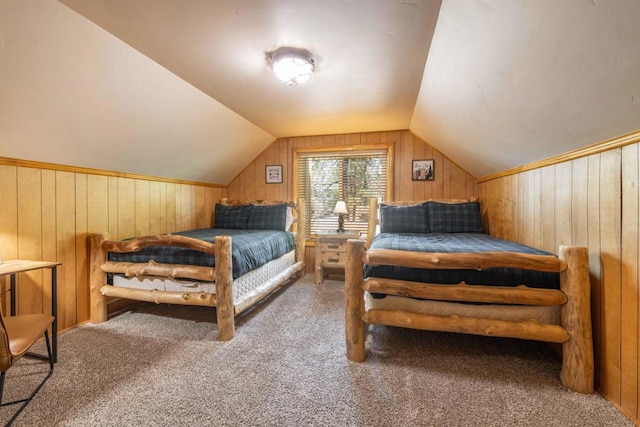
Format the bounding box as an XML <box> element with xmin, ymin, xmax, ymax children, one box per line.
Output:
<box><xmin>0</xmin><ymin>161</ymin><xmax>226</xmax><ymax>333</ymax></box>
<box><xmin>478</xmin><ymin>141</ymin><xmax>639</xmax><ymax>423</ymax></box>
<box><xmin>227</xmin><ymin>130</ymin><xmax>478</xmax><ymax>273</ymax></box>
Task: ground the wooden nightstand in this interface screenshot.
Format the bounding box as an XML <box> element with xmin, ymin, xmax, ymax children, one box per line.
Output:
<box><xmin>314</xmin><ymin>230</ymin><xmax>361</xmax><ymax>284</ymax></box>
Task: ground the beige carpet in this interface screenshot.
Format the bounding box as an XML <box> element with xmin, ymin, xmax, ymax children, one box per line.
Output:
<box><xmin>0</xmin><ymin>275</ymin><xmax>632</xmax><ymax>426</ymax></box>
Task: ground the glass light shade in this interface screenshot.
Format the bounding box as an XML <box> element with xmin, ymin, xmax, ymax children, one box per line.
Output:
<box><xmin>333</xmin><ymin>201</ymin><xmax>348</xmax><ymax>214</ymax></box>
<box><xmin>272</xmin><ymin>54</ymin><xmax>315</xmax><ymax>85</ymax></box>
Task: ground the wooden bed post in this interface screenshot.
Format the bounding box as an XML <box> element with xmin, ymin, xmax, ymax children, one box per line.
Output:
<box><xmin>295</xmin><ymin>198</ymin><xmax>306</xmax><ymax>276</ymax></box>
<box><xmin>558</xmin><ymin>245</ymin><xmax>594</xmax><ymax>394</ymax></box>
<box><xmin>345</xmin><ymin>239</ymin><xmax>366</xmax><ymax>362</ymax></box>
<box><xmin>89</xmin><ymin>233</ymin><xmax>107</xmax><ymax>324</ymax></box>
<box><xmin>366</xmin><ymin>198</ymin><xmax>379</xmax><ymax>248</ymax></box>
<box><xmin>215</xmin><ymin>235</ymin><xmax>234</xmax><ymax>341</ymax></box>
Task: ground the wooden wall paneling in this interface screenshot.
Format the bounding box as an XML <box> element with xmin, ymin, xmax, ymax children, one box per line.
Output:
<box><xmin>270</xmin><ymin>141</ymin><xmax>281</xmax><ymax>200</ymax></box>
<box><xmin>413</xmin><ymin>134</ymin><xmax>426</xmax><ymax>200</ymax></box>
<box><xmin>87</xmin><ymin>175</ymin><xmax>109</xmax><ymax>235</ymax></box>
<box><xmin>278</xmin><ymin>139</ymin><xmax>289</xmax><ymax>201</ymax></box>
<box><xmin>194</xmin><ymin>186</ymin><xmax>206</xmax><ymax>229</ymax></box>
<box><xmin>486</xmin><ymin>177</ymin><xmax>509</xmax><ymax>240</ymax></box>
<box><xmin>384</xmin><ymin>131</ymin><xmax>400</xmax><ymax>200</ymax></box>
<box><xmin>599</xmin><ymin>148</ymin><xmax>622</xmax><ymax>403</ymax></box>
<box><xmin>87</xmin><ymin>175</ymin><xmax>109</xmax><ymax>320</ymax></box>
<box><xmin>442</xmin><ymin>157</ymin><xmax>452</xmax><ymax>199</ymax></box>
<box><xmin>180</xmin><ymin>184</ymin><xmax>194</xmax><ymax>231</ymax></box>
<box><xmin>492</xmin><ymin>177</ymin><xmax>503</xmax><ymax>237</ymax></box>
<box><xmin>571</xmin><ymin>157</ymin><xmax>589</xmax><ymax>248</ymax></box>
<box><xmin>244</xmin><ymin>153</ymin><xmax>257</xmax><ymax>201</ymax></box>
<box><xmin>159</xmin><ymin>182</ymin><xmax>168</xmax><ymax>233</ymax></box>
<box><xmin>56</xmin><ymin>171</ymin><xmax>77</xmax><ymax>331</ymax></box>
<box><xmin>16</xmin><ymin>167</ymin><xmax>43</xmax><ymax>315</ymax></box>
<box><xmin>117</xmin><ymin>178</ymin><xmax>135</xmax><ymax>240</ymax></box>
<box><xmin>424</xmin><ymin>143</ymin><xmax>434</xmax><ymax>200</ymax></box>
<box><xmin>271</xmin><ymin>141</ymin><xmax>282</xmax><ymax>201</ymax></box>
<box><xmin>253</xmin><ymin>150</ymin><xmax>266</xmax><ymax>202</ymax></box>
<box><xmin>518</xmin><ymin>170</ymin><xmax>533</xmax><ymax>247</ymax></box>
<box><xmin>134</xmin><ymin>179</ymin><xmax>150</xmax><ymax>237</ymax></box>
<box><xmin>148</xmin><ymin>181</ymin><xmax>162</xmax><ymax>235</ymax></box>
<box><xmin>477</xmin><ymin>177</ymin><xmax>492</xmax><ymax>234</ymax></box>
<box><xmin>74</xmin><ymin>173</ymin><xmax>89</xmax><ymax>323</ymax></box>
<box><xmin>621</xmin><ymin>144</ymin><xmax>639</xmax><ymax>416</ymax></box>
<box><xmin>264</xmin><ymin>144</ymin><xmax>275</xmax><ymax>201</ymax></box>
<box><xmin>430</xmin><ymin>149</ymin><xmax>445</xmax><ymax>200</ymax></box>
<box><xmin>528</xmin><ymin>169</ymin><xmax>540</xmax><ymax>246</ymax></box>
<box><xmin>449</xmin><ymin>163</ymin><xmax>468</xmax><ymax>200</ymax></box>
<box><xmin>41</xmin><ymin>169</ymin><xmax>57</xmax><ymax>322</ymax></box>
<box><xmin>587</xmin><ymin>154</ymin><xmax>603</xmax><ymax>388</ymax></box>
<box><xmin>398</xmin><ymin>132</ymin><xmax>414</xmax><ymax>201</ymax></box>
<box><xmin>540</xmin><ymin>165</ymin><xmax>556</xmax><ymax>253</ymax></box>
<box><xmin>108</xmin><ymin>177</ymin><xmax>118</xmax><ymax>239</ymax></box>
<box><xmin>165</xmin><ymin>183</ymin><xmax>176</xmax><ymax>233</ymax></box>
<box><xmin>208</xmin><ymin>187</ymin><xmax>219</xmax><ymax>225</ymax></box>
<box><xmin>204</xmin><ymin>185</ymin><xmax>215</xmax><ymax>228</ymax></box>
<box><xmin>554</xmin><ymin>162</ymin><xmax>573</xmax><ymax>248</ymax></box>
<box><xmin>173</xmin><ymin>183</ymin><xmax>183</xmax><ymax>232</ymax></box>
<box><xmin>226</xmin><ymin>172</ymin><xmax>240</xmax><ymax>198</ymax></box>
<box><xmin>477</xmin><ymin>144</ymin><xmax>640</xmax><ymax>422</ymax></box>
<box><xmin>0</xmin><ymin>166</ymin><xmax>18</xmax><ymax>312</ymax></box>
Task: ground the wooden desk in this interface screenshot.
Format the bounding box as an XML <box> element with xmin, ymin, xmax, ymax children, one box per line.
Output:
<box><xmin>0</xmin><ymin>260</ymin><xmax>61</xmax><ymax>363</ymax></box>
<box><xmin>315</xmin><ymin>231</ymin><xmax>361</xmax><ymax>284</ymax></box>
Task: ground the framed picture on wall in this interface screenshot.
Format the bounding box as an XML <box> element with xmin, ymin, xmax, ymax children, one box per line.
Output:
<box><xmin>412</xmin><ymin>159</ymin><xmax>434</xmax><ymax>181</ymax></box>
<box><xmin>266</xmin><ymin>165</ymin><xmax>283</xmax><ymax>184</ymax></box>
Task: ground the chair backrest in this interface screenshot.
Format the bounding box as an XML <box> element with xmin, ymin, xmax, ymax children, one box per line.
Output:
<box><xmin>0</xmin><ymin>306</ymin><xmax>12</xmax><ymax>372</ymax></box>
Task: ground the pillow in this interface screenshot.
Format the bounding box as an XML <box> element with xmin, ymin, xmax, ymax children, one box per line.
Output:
<box><xmin>213</xmin><ymin>204</ymin><xmax>252</xmax><ymax>229</ymax></box>
<box><xmin>426</xmin><ymin>201</ymin><xmax>483</xmax><ymax>233</ymax></box>
<box><xmin>247</xmin><ymin>203</ymin><xmax>288</xmax><ymax>231</ymax></box>
<box><xmin>285</xmin><ymin>207</ymin><xmax>294</xmax><ymax>231</ymax></box>
<box><xmin>379</xmin><ymin>203</ymin><xmax>429</xmax><ymax>233</ymax></box>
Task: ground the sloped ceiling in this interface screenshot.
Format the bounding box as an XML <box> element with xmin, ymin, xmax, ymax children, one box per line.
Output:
<box><xmin>2</xmin><ymin>0</ymin><xmax>639</xmax><ymax>183</ymax></box>
<box><xmin>411</xmin><ymin>0</ymin><xmax>640</xmax><ymax>178</ymax></box>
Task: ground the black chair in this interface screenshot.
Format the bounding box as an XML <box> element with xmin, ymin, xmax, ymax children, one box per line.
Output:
<box><xmin>0</xmin><ymin>304</ymin><xmax>54</xmax><ymax>425</ymax></box>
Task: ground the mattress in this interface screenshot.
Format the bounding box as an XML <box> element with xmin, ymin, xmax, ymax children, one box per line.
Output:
<box><xmin>112</xmin><ymin>250</ymin><xmax>296</xmax><ymax>307</ymax></box>
<box><xmin>364</xmin><ymin>291</ymin><xmax>560</xmax><ymax>325</ymax></box>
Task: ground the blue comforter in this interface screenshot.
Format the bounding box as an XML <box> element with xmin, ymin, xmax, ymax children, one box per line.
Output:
<box><xmin>364</xmin><ymin>233</ymin><xmax>560</xmax><ymax>291</ymax></box>
<box><xmin>108</xmin><ymin>228</ymin><xmax>295</xmax><ymax>279</ymax></box>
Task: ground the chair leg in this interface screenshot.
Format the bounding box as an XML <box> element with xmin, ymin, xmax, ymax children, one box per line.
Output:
<box><xmin>0</xmin><ymin>371</ymin><xmax>5</xmax><ymax>406</ymax></box>
<box><xmin>1</xmin><ymin>331</ymin><xmax>54</xmax><ymax>426</ymax></box>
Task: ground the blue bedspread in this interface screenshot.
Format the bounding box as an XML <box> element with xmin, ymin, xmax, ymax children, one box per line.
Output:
<box><xmin>108</xmin><ymin>228</ymin><xmax>295</xmax><ymax>279</ymax></box>
<box><xmin>364</xmin><ymin>233</ymin><xmax>560</xmax><ymax>290</ymax></box>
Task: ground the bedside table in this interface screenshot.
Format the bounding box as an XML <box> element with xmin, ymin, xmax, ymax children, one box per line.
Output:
<box><xmin>314</xmin><ymin>230</ymin><xmax>361</xmax><ymax>284</ymax></box>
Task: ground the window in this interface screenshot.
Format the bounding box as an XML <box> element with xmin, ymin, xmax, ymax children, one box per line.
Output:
<box><xmin>294</xmin><ymin>146</ymin><xmax>391</xmax><ymax>238</ymax></box>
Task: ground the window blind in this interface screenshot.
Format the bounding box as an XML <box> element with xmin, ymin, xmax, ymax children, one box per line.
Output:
<box><xmin>295</xmin><ymin>148</ymin><xmax>389</xmax><ymax>238</ymax></box>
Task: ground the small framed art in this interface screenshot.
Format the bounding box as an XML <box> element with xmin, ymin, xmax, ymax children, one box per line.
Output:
<box><xmin>266</xmin><ymin>165</ymin><xmax>283</xmax><ymax>184</ymax></box>
<box><xmin>412</xmin><ymin>159</ymin><xmax>434</xmax><ymax>181</ymax></box>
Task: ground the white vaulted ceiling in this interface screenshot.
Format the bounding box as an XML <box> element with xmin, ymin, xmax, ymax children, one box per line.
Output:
<box><xmin>1</xmin><ymin>0</ymin><xmax>639</xmax><ymax>183</ymax></box>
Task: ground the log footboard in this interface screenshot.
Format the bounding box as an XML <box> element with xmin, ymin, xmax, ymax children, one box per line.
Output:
<box><xmin>345</xmin><ymin>239</ymin><xmax>594</xmax><ymax>394</ymax></box>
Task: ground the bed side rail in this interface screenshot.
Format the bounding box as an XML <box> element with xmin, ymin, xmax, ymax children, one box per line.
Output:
<box><xmin>365</xmin><ymin>248</ymin><xmax>567</xmax><ymax>273</ymax></box>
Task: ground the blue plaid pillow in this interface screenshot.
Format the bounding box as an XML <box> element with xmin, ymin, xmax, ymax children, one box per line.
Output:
<box><xmin>380</xmin><ymin>203</ymin><xmax>429</xmax><ymax>233</ymax></box>
<box><xmin>214</xmin><ymin>204</ymin><xmax>252</xmax><ymax>229</ymax></box>
<box><xmin>247</xmin><ymin>203</ymin><xmax>288</xmax><ymax>231</ymax></box>
<box><xmin>426</xmin><ymin>201</ymin><xmax>483</xmax><ymax>233</ymax></box>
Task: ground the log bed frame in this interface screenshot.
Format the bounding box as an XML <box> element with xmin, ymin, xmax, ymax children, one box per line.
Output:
<box><xmin>345</xmin><ymin>198</ymin><xmax>594</xmax><ymax>394</ymax></box>
<box><xmin>89</xmin><ymin>199</ymin><xmax>306</xmax><ymax>341</ymax></box>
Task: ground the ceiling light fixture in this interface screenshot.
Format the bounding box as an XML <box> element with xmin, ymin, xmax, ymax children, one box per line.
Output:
<box><xmin>269</xmin><ymin>48</ymin><xmax>315</xmax><ymax>86</ymax></box>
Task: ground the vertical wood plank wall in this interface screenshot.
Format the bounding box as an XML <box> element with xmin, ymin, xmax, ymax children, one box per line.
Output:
<box><xmin>478</xmin><ymin>145</ymin><xmax>638</xmax><ymax>423</ymax></box>
<box><xmin>0</xmin><ymin>163</ymin><xmax>226</xmax><ymax>332</ymax></box>
<box><xmin>227</xmin><ymin>130</ymin><xmax>478</xmax><ymax>273</ymax></box>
